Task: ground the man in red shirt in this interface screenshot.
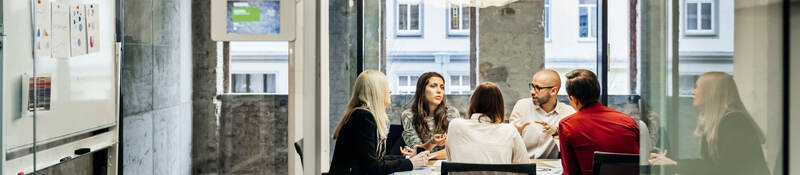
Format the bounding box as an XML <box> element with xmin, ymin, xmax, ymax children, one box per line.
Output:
<box><xmin>557</xmin><ymin>69</ymin><xmax>639</xmax><ymax>175</ymax></box>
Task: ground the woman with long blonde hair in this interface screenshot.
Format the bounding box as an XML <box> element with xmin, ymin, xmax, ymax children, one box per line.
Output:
<box><xmin>688</xmin><ymin>72</ymin><xmax>767</xmax><ymax>175</ymax></box>
<box><xmin>329</xmin><ymin>70</ymin><xmax>430</xmax><ymax>174</ymax></box>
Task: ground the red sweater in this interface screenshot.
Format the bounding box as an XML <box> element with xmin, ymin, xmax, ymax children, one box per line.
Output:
<box><xmin>557</xmin><ymin>103</ymin><xmax>639</xmax><ymax>175</ymax></box>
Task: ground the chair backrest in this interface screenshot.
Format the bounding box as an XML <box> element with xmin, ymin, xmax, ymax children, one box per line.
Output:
<box><xmin>441</xmin><ymin>162</ymin><xmax>537</xmax><ymax>175</ymax></box>
<box><xmin>592</xmin><ymin>151</ymin><xmax>639</xmax><ymax>175</ymax></box>
<box><xmin>386</xmin><ymin>124</ymin><xmax>405</xmax><ymax>148</ymax></box>
<box><xmin>295</xmin><ymin>139</ymin><xmax>303</xmax><ymax>166</ymax></box>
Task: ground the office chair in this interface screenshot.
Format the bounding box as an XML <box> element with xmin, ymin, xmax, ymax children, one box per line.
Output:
<box><xmin>441</xmin><ymin>162</ymin><xmax>537</xmax><ymax>175</ymax></box>
<box><xmin>592</xmin><ymin>151</ymin><xmax>639</xmax><ymax>175</ymax></box>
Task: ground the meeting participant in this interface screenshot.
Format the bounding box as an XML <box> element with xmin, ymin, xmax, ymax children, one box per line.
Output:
<box><xmin>557</xmin><ymin>69</ymin><xmax>639</xmax><ymax>175</ymax></box>
<box><xmin>509</xmin><ymin>69</ymin><xmax>576</xmax><ymax>159</ymax></box>
<box><xmin>445</xmin><ymin>82</ymin><xmax>529</xmax><ymax>165</ymax></box>
<box><xmin>400</xmin><ymin>72</ymin><xmax>461</xmax><ymax>159</ymax></box>
<box><xmin>683</xmin><ymin>72</ymin><xmax>768</xmax><ymax>175</ymax></box>
<box><xmin>329</xmin><ymin>70</ymin><xmax>431</xmax><ymax>175</ymax></box>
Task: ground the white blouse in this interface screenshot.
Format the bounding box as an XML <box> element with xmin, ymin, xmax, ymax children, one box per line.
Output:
<box><xmin>445</xmin><ymin>113</ymin><xmax>529</xmax><ymax>174</ymax></box>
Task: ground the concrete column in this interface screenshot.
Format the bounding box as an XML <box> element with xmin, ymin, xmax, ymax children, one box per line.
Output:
<box><xmin>190</xmin><ymin>0</ymin><xmax>222</xmax><ymax>174</ymax></box>
<box><xmin>478</xmin><ymin>0</ymin><xmax>545</xmax><ymax>113</ymax></box>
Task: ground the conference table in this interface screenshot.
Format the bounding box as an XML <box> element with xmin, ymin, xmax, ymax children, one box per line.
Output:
<box><xmin>394</xmin><ymin>159</ymin><xmax>563</xmax><ymax>175</ymax></box>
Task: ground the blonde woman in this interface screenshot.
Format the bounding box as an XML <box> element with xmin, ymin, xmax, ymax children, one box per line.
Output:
<box><xmin>329</xmin><ymin>70</ymin><xmax>430</xmax><ymax>175</ymax></box>
<box><xmin>687</xmin><ymin>72</ymin><xmax>768</xmax><ymax>175</ymax></box>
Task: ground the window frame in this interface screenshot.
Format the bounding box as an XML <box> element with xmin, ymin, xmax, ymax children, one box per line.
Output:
<box><xmin>683</xmin><ymin>0</ymin><xmax>717</xmax><ymax>36</ymax></box>
<box><xmin>447</xmin><ymin>73</ymin><xmax>471</xmax><ymax>94</ymax></box>
<box><xmin>230</xmin><ymin>72</ymin><xmax>280</xmax><ymax>94</ymax></box>
<box><xmin>544</xmin><ymin>0</ymin><xmax>551</xmax><ymax>41</ymax></box>
<box><xmin>578</xmin><ymin>0</ymin><xmax>598</xmax><ymax>41</ymax></box>
<box><xmin>446</xmin><ymin>3</ymin><xmax>470</xmax><ymax>37</ymax></box>
<box><xmin>396</xmin><ymin>1</ymin><xmax>423</xmax><ymax>37</ymax></box>
<box><xmin>396</xmin><ymin>73</ymin><xmax>422</xmax><ymax>95</ymax></box>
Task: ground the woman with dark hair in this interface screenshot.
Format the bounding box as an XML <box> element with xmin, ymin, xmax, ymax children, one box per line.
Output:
<box><xmin>399</xmin><ymin>72</ymin><xmax>461</xmax><ymax>159</ymax></box>
<box><xmin>445</xmin><ymin>82</ymin><xmax>529</xmax><ymax>165</ymax></box>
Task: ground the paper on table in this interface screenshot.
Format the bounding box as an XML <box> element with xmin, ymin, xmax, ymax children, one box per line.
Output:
<box><xmin>433</xmin><ymin>160</ymin><xmax>445</xmax><ymax>167</ymax></box>
<box><xmin>541</xmin><ymin>160</ymin><xmax>562</xmax><ymax>169</ymax></box>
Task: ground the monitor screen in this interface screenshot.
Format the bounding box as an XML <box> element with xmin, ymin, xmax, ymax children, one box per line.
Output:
<box><xmin>226</xmin><ymin>0</ymin><xmax>281</xmax><ymax>34</ymax></box>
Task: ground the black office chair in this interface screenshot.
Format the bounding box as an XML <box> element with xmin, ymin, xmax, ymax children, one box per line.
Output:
<box><xmin>441</xmin><ymin>162</ymin><xmax>537</xmax><ymax>175</ymax></box>
<box><xmin>295</xmin><ymin>139</ymin><xmax>303</xmax><ymax>166</ymax></box>
<box><xmin>386</xmin><ymin>124</ymin><xmax>407</xmax><ymax>155</ymax></box>
<box><xmin>592</xmin><ymin>151</ymin><xmax>639</xmax><ymax>175</ymax></box>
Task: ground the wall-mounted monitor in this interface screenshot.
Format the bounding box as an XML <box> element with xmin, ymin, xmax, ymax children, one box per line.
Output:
<box><xmin>211</xmin><ymin>0</ymin><xmax>295</xmax><ymax>41</ymax></box>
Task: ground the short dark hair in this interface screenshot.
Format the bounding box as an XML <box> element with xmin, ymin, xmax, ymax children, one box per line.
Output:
<box><xmin>565</xmin><ymin>69</ymin><xmax>600</xmax><ymax>105</ymax></box>
<box><xmin>468</xmin><ymin>82</ymin><xmax>505</xmax><ymax>123</ymax></box>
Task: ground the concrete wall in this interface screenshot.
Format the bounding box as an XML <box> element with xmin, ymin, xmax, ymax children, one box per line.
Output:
<box><xmin>478</xmin><ymin>0</ymin><xmax>545</xmax><ymax>114</ymax></box>
<box><xmin>328</xmin><ymin>0</ymin><xmax>358</xmax><ymax>165</ymax></box>
<box><xmin>219</xmin><ymin>95</ymin><xmax>289</xmax><ymax>174</ymax></box>
<box><xmin>120</xmin><ymin>0</ymin><xmax>193</xmax><ymax>174</ymax></box>
<box><xmin>190</xmin><ymin>0</ymin><xmax>223</xmax><ymax>174</ymax></box>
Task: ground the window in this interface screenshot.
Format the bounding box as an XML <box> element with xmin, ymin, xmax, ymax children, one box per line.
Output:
<box><xmin>448</xmin><ymin>3</ymin><xmax>470</xmax><ymax>36</ymax></box>
<box><xmin>226</xmin><ymin>41</ymin><xmax>289</xmax><ymax>94</ymax></box>
<box><xmin>544</xmin><ymin>0</ymin><xmax>550</xmax><ymax>40</ymax></box>
<box><xmin>578</xmin><ymin>0</ymin><xmax>597</xmax><ymax>40</ymax></box>
<box><xmin>685</xmin><ymin>0</ymin><xmax>715</xmax><ymax>35</ymax></box>
<box><xmin>232</xmin><ymin>73</ymin><xmax>277</xmax><ymax>93</ymax></box>
<box><xmin>397</xmin><ymin>75</ymin><xmax>420</xmax><ymax>94</ymax></box>
<box><xmin>448</xmin><ymin>74</ymin><xmax>470</xmax><ymax>94</ymax></box>
<box><xmin>397</xmin><ymin>2</ymin><xmax>422</xmax><ymax>36</ymax></box>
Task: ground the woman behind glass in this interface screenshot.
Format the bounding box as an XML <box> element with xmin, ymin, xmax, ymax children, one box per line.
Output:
<box><xmin>445</xmin><ymin>82</ymin><xmax>529</xmax><ymax>166</ymax></box>
<box><xmin>686</xmin><ymin>72</ymin><xmax>769</xmax><ymax>175</ymax></box>
<box><xmin>399</xmin><ymin>72</ymin><xmax>460</xmax><ymax>159</ymax></box>
<box><xmin>329</xmin><ymin>70</ymin><xmax>430</xmax><ymax>175</ymax></box>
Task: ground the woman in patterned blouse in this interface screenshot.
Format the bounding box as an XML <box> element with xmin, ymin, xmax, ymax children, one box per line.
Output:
<box><xmin>399</xmin><ymin>72</ymin><xmax>461</xmax><ymax>160</ymax></box>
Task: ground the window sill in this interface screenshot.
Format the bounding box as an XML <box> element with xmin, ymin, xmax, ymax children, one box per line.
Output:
<box><xmin>578</xmin><ymin>38</ymin><xmax>597</xmax><ymax>43</ymax></box>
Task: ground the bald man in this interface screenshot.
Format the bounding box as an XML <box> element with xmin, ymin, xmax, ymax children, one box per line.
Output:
<box><xmin>509</xmin><ymin>69</ymin><xmax>576</xmax><ymax>159</ymax></box>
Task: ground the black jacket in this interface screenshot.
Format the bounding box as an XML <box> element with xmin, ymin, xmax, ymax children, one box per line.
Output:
<box><xmin>329</xmin><ymin>109</ymin><xmax>413</xmax><ymax>175</ymax></box>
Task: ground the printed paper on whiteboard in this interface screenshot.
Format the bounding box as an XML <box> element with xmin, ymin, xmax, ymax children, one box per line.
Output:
<box><xmin>85</xmin><ymin>3</ymin><xmax>100</xmax><ymax>53</ymax></box>
<box><xmin>35</xmin><ymin>0</ymin><xmax>52</xmax><ymax>56</ymax></box>
<box><xmin>70</xmin><ymin>4</ymin><xmax>87</xmax><ymax>57</ymax></box>
<box><xmin>51</xmin><ymin>2</ymin><xmax>71</xmax><ymax>58</ymax></box>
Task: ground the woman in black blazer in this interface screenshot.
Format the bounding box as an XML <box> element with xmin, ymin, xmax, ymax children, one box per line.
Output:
<box><xmin>329</xmin><ymin>71</ymin><xmax>430</xmax><ymax>174</ymax></box>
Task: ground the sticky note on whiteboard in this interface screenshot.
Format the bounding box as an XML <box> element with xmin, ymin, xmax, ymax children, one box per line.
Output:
<box><xmin>70</xmin><ymin>4</ymin><xmax>87</xmax><ymax>57</ymax></box>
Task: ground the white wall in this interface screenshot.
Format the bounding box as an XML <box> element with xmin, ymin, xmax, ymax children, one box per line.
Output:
<box><xmin>733</xmin><ymin>0</ymin><xmax>785</xmax><ymax>173</ymax></box>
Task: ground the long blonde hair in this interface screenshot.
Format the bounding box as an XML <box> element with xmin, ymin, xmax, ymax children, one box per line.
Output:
<box><xmin>693</xmin><ymin>72</ymin><xmax>765</xmax><ymax>159</ymax></box>
<box><xmin>333</xmin><ymin>70</ymin><xmax>391</xmax><ymax>139</ymax></box>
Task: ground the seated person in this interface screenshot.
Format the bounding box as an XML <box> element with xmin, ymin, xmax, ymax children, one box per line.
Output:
<box><xmin>509</xmin><ymin>69</ymin><xmax>576</xmax><ymax>159</ymax></box>
<box><xmin>650</xmin><ymin>72</ymin><xmax>768</xmax><ymax>175</ymax></box>
<box><xmin>400</xmin><ymin>72</ymin><xmax>461</xmax><ymax>159</ymax></box>
<box><xmin>445</xmin><ymin>82</ymin><xmax>529</xmax><ymax>166</ymax></box>
<box><xmin>557</xmin><ymin>69</ymin><xmax>639</xmax><ymax>175</ymax></box>
<box><xmin>329</xmin><ymin>71</ymin><xmax>430</xmax><ymax>175</ymax></box>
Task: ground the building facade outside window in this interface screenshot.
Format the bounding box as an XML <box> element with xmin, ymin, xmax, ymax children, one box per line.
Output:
<box><xmin>684</xmin><ymin>0</ymin><xmax>715</xmax><ymax>35</ymax></box>
<box><xmin>397</xmin><ymin>1</ymin><xmax>422</xmax><ymax>36</ymax></box>
<box><xmin>232</xmin><ymin>73</ymin><xmax>278</xmax><ymax>93</ymax></box>
<box><xmin>447</xmin><ymin>3</ymin><xmax>470</xmax><ymax>36</ymax></box>
<box><xmin>578</xmin><ymin>0</ymin><xmax>597</xmax><ymax>40</ymax></box>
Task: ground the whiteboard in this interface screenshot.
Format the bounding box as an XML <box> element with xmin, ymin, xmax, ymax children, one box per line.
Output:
<box><xmin>2</xmin><ymin>0</ymin><xmax>117</xmax><ymax>158</ymax></box>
